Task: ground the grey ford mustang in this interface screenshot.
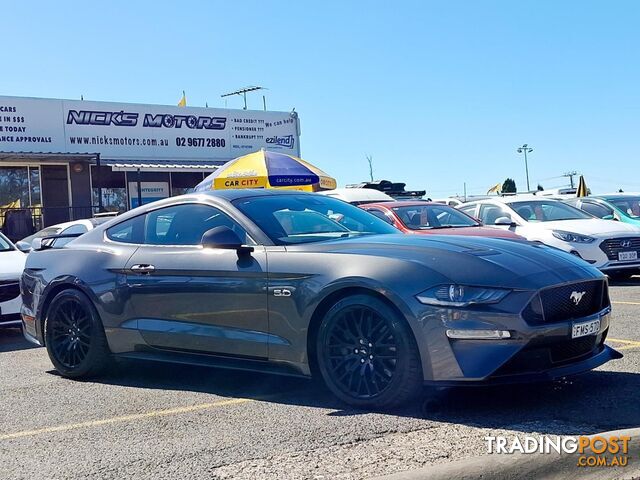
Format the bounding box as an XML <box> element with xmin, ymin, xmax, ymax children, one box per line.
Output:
<box><xmin>21</xmin><ymin>190</ymin><xmax>622</xmax><ymax>408</ymax></box>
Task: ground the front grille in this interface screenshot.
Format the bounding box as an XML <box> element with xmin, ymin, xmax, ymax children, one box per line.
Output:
<box><xmin>522</xmin><ymin>279</ymin><xmax>607</xmax><ymax>325</ymax></box>
<box><xmin>0</xmin><ymin>281</ymin><xmax>20</xmax><ymax>303</ymax></box>
<box><xmin>599</xmin><ymin>237</ymin><xmax>640</xmax><ymax>261</ymax></box>
<box><xmin>549</xmin><ymin>333</ymin><xmax>604</xmax><ymax>363</ymax></box>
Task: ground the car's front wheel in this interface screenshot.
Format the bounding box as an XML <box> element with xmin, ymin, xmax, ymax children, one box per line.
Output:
<box><xmin>44</xmin><ymin>289</ymin><xmax>111</xmax><ymax>378</ymax></box>
<box><xmin>316</xmin><ymin>294</ymin><xmax>422</xmax><ymax>409</ymax></box>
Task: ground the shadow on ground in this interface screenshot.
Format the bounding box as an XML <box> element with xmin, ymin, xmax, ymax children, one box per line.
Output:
<box><xmin>0</xmin><ymin>327</ymin><xmax>39</xmax><ymax>353</ymax></box>
<box><xmin>607</xmin><ymin>275</ymin><xmax>640</xmax><ymax>287</ymax></box>
<box><xmin>55</xmin><ymin>354</ymin><xmax>640</xmax><ymax>437</ymax></box>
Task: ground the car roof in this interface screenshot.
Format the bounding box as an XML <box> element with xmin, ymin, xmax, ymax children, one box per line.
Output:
<box><xmin>196</xmin><ymin>188</ymin><xmax>316</xmax><ymax>201</ymax></box>
<box><xmin>362</xmin><ymin>201</ymin><xmax>441</xmax><ymax>208</ymax></box>
<box><xmin>466</xmin><ymin>195</ymin><xmax>561</xmax><ymax>205</ymax></box>
<box><xmin>317</xmin><ymin>188</ymin><xmax>395</xmax><ymax>202</ymax></box>
<box><xmin>592</xmin><ymin>194</ymin><xmax>640</xmax><ymax>199</ymax></box>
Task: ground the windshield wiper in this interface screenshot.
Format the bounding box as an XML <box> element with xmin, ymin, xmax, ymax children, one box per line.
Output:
<box><xmin>421</xmin><ymin>225</ymin><xmax>455</xmax><ymax>230</ymax></box>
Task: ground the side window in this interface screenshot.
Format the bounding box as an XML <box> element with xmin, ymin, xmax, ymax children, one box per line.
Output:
<box><xmin>106</xmin><ymin>215</ymin><xmax>145</xmax><ymax>244</ymax></box>
<box><xmin>581</xmin><ymin>201</ymin><xmax>613</xmax><ymax>218</ymax></box>
<box><xmin>366</xmin><ymin>208</ymin><xmax>394</xmax><ymax>225</ymax></box>
<box><xmin>459</xmin><ymin>205</ymin><xmax>476</xmax><ymax>217</ymax></box>
<box><xmin>143</xmin><ymin>204</ymin><xmax>249</xmax><ymax>246</ymax></box>
<box><xmin>479</xmin><ymin>205</ymin><xmax>510</xmax><ymax>225</ymax></box>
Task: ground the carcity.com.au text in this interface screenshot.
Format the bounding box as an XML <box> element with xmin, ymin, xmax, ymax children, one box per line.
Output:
<box><xmin>485</xmin><ymin>435</ymin><xmax>631</xmax><ymax>467</ymax></box>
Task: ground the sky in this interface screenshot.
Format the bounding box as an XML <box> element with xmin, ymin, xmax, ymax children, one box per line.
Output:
<box><xmin>2</xmin><ymin>0</ymin><xmax>639</xmax><ymax>197</ymax></box>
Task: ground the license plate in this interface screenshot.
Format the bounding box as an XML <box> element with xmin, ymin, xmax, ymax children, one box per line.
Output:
<box><xmin>572</xmin><ymin>319</ymin><xmax>601</xmax><ymax>339</ymax></box>
<box><xmin>618</xmin><ymin>251</ymin><xmax>638</xmax><ymax>261</ymax></box>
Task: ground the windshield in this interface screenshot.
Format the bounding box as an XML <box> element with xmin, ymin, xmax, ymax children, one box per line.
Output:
<box><xmin>392</xmin><ymin>204</ymin><xmax>479</xmax><ymax>230</ymax></box>
<box><xmin>20</xmin><ymin>226</ymin><xmax>63</xmax><ymax>245</ymax></box>
<box><xmin>605</xmin><ymin>197</ymin><xmax>640</xmax><ymax>218</ymax></box>
<box><xmin>0</xmin><ymin>232</ymin><xmax>14</xmax><ymax>251</ymax></box>
<box><xmin>510</xmin><ymin>200</ymin><xmax>592</xmax><ymax>222</ymax></box>
<box><xmin>233</xmin><ymin>194</ymin><xmax>398</xmax><ymax>245</ymax></box>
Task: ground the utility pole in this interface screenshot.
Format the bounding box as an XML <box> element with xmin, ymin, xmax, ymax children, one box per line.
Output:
<box><xmin>563</xmin><ymin>171</ymin><xmax>578</xmax><ymax>188</ymax></box>
<box><xmin>516</xmin><ymin>144</ymin><xmax>534</xmax><ymax>191</ymax></box>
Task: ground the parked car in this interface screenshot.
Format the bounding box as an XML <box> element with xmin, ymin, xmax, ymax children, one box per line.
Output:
<box><xmin>360</xmin><ymin>201</ymin><xmax>523</xmax><ymax>239</ymax></box>
<box><xmin>459</xmin><ymin>197</ymin><xmax>640</xmax><ymax>280</ymax></box>
<box><xmin>318</xmin><ymin>188</ymin><xmax>395</xmax><ymax>205</ymax></box>
<box><xmin>16</xmin><ymin>217</ymin><xmax>112</xmax><ymax>252</ymax></box>
<box><xmin>564</xmin><ymin>194</ymin><xmax>640</xmax><ymax>227</ymax></box>
<box><xmin>430</xmin><ymin>197</ymin><xmax>464</xmax><ymax>207</ymax></box>
<box><xmin>22</xmin><ymin>190</ymin><xmax>621</xmax><ymax>408</ymax></box>
<box><xmin>0</xmin><ymin>232</ymin><xmax>26</xmax><ymax>327</ymax></box>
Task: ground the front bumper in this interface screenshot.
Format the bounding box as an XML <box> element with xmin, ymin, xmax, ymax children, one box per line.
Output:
<box><xmin>555</xmin><ymin>238</ymin><xmax>640</xmax><ymax>271</ymax></box>
<box><xmin>425</xmin><ymin>342</ymin><xmax>622</xmax><ymax>386</ymax></box>
<box><xmin>0</xmin><ymin>295</ymin><xmax>22</xmax><ymax>326</ymax></box>
<box><xmin>411</xmin><ymin>286</ymin><xmax>620</xmax><ymax>384</ymax></box>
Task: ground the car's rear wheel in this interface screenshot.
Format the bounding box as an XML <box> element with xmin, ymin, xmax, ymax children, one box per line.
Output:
<box><xmin>316</xmin><ymin>294</ymin><xmax>422</xmax><ymax>409</ymax></box>
<box><xmin>44</xmin><ymin>289</ymin><xmax>111</xmax><ymax>378</ymax></box>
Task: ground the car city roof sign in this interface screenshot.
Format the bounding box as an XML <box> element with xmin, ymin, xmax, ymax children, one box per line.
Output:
<box><xmin>0</xmin><ymin>95</ymin><xmax>300</xmax><ymax>161</ymax></box>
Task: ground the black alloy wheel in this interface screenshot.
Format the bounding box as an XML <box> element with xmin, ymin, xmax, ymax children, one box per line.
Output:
<box><xmin>317</xmin><ymin>294</ymin><xmax>422</xmax><ymax>409</ymax></box>
<box><xmin>45</xmin><ymin>289</ymin><xmax>111</xmax><ymax>378</ymax></box>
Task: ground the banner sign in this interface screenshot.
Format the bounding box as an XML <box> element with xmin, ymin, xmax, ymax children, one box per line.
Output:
<box><xmin>128</xmin><ymin>181</ymin><xmax>170</xmax><ymax>208</ymax></box>
<box><xmin>0</xmin><ymin>96</ymin><xmax>301</xmax><ymax>161</ymax></box>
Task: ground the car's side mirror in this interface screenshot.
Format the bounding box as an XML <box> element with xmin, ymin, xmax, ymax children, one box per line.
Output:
<box><xmin>201</xmin><ymin>226</ymin><xmax>254</xmax><ymax>255</ymax></box>
<box><xmin>31</xmin><ymin>238</ymin><xmax>43</xmax><ymax>251</ymax></box>
<box><xmin>495</xmin><ymin>216</ymin><xmax>517</xmax><ymax>226</ymax></box>
<box><xmin>15</xmin><ymin>241</ymin><xmax>32</xmax><ymax>253</ymax></box>
<box><xmin>602</xmin><ymin>214</ymin><xmax>616</xmax><ymax>221</ymax></box>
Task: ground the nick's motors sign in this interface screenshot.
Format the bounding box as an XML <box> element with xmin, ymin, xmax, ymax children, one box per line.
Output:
<box><xmin>0</xmin><ymin>96</ymin><xmax>300</xmax><ymax>160</ymax></box>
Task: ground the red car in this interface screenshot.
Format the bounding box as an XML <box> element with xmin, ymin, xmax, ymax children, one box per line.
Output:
<box><xmin>360</xmin><ymin>201</ymin><xmax>523</xmax><ymax>239</ymax></box>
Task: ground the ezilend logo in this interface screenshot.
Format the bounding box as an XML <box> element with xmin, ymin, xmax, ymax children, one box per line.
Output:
<box><xmin>67</xmin><ymin>110</ymin><xmax>227</xmax><ymax>130</ymax></box>
<box><xmin>266</xmin><ymin>135</ymin><xmax>295</xmax><ymax>148</ymax></box>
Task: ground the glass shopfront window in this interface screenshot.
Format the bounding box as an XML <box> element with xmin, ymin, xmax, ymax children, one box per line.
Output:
<box><xmin>170</xmin><ymin>172</ymin><xmax>208</xmax><ymax>196</ymax></box>
<box><xmin>0</xmin><ymin>166</ymin><xmax>41</xmax><ymax>228</ymax></box>
<box><xmin>91</xmin><ymin>166</ymin><xmax>127</xmax><ymax>212</ymax></box>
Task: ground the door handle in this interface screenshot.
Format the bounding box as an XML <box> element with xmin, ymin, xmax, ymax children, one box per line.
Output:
<box><xmin>130</xmin><ymin>264</ymin><xmax>155</xmax><ymax>274</ymax></box>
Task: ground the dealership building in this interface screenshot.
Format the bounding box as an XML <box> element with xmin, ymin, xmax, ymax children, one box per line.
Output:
<box><xmin>0</xmin><ymin>95</ymin><xmax>301</xmax><ymax>235</ymax></box>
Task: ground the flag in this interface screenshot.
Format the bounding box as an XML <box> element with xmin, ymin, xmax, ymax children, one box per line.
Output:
<box><xmin>576</xmin><ymin>175</ymin><xmax>588</xmax><ymax>197</ymax></box>
<box><xmin>178</xmin><ymin>91</ymin><xmax>187</xmax><ymax>107</ymax></box>
<box><xmin>486</xmin><ymin>182</ymin><xmax>502</xmax><ymax>195</ymax></box>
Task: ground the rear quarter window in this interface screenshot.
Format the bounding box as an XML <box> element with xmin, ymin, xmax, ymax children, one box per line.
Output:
<box><xmin>106</xmin><ymin>216</ymin><xmax>144</xmax><ymax>243</ymax></box>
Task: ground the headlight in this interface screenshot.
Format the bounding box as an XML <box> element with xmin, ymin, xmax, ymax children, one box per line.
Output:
<box><xmin>551</xmin><ymin>230</ymin><xmax>595</xmax><ymax>243</ymax></box>
<box><xmin>416</xmin><ymin>285</ymin><xmax>510</xmax><ymax>307</ymax></box>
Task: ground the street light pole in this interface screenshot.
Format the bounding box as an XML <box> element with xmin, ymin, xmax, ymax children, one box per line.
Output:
<box><xmin>517</xmin><ymin>144</ymin><xmax>533</xmax><ymax>192</ymax></box>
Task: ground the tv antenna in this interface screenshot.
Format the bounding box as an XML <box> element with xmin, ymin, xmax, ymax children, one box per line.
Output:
<box><xmin>221</xmin><ymin>86</ymin><xmax>266</xmax><ymax>110</ymax></box>
<box><xmin>562</xmin><ymin>171</ymin><xmax>578</xmax><ymax>188</ymax></box>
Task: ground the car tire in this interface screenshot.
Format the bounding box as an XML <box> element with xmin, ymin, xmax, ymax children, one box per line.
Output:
<box><xmin>316</xmin><ymin>294</ymin><xmax>422</xmax><ymax>409</ymax></box>
<box><xmin>44</xmin><ymin>289</ymin><xmax>112</xmax><ymax>378</ymax></box>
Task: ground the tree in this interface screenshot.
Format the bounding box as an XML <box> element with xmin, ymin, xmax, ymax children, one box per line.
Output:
<box><xmin>366</xmin><ymin>155</ymin><xmax>374</xmax><ymax>182</ymax></box>
<box><xmin>537</xmin><ymin>184</ymin><xmax>544</xmax><ymax>191</ymax></box>
<box><xmin>502</xmin><ymin>178</ymin><xmax>517</xmax><ymax>194</ymax></box>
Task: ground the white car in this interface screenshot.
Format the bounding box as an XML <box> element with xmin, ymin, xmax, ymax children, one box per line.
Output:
<box><xmin>15</xmin><ymin>217</ymin><xmax>112</xmax><ymax>252</ymax></box>
<box><xmin>317</xmin><ymin>188</ymin><xmax>396</xmax><ymax>205</ymax></box>
<box><xmin>459</xmin><ymin>197</ymin><xmax>640</xmax><ymax>280</ymax></box>
<box><xmin>0</xmin><ymin>232</ymin><xmax>26</xmax><ymax>327</ymax></box>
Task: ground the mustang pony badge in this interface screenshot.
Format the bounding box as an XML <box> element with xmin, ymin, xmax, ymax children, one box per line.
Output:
<box><xmin>570</xmin><ymin>291</ymin><xmax>587</xmax><ymax>305</ymax></box>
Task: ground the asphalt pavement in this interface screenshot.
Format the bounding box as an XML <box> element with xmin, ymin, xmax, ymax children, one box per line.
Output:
<box><xmin>1</xmin><ymin>280</ymin><xmax>639</xmax><ymax>479</ymax></box>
